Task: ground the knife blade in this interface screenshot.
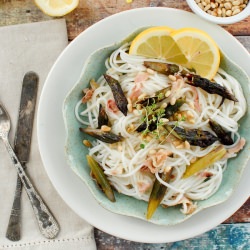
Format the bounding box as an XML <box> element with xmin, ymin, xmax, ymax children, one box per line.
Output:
<box><xmin>14</xmin><ymin>72</ymin><xmax>39</xmax><ymax>162</ymax></box>
<box><xmin>6</xmin><ymin>71</ymin><xmax>39</xmax><ymax>241</ymax></box>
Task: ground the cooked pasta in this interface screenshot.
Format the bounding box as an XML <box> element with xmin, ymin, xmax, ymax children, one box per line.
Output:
<box><xmin>75</xmin><ymin>43</ymin><xmax>246</xmax><ymax>215</ymax></box>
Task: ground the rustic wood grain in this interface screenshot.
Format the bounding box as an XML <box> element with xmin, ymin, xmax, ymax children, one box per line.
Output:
<box><xmin>94</xmin><ymin>223</ymin><xmax>250</xmax><ymax>249</ymax></box>
<box><xmin>236</xmin><ymin>36</ymin><xmax>250</xmax><ymax>51</ymax></box>
<box><xmin>0</xmin><ymin>0</ymin><xmax>249</xmax><ymax>41</ymax></box>
<box><xmin>224</xmin><ymin>198</ymin><xmax>250</xmax><ymax>223</ymax></box>
<box><xmin>0</xmin><ymin>1</ymin><xmax>249</xmax><ymax>247</ymax></box>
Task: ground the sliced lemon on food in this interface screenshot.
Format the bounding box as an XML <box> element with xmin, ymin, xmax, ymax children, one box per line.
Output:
<box><xmin>129</xmin><ymin>26</ymin><xmax>188</xmax><ymax>65</ymax></box>
<box><xmin>171</xmin><ymin>27</ymin><xmax>220</xmax><ymax>80</ymax></box>
<box><xmin>34</xmin><ymin>0</ymin><xmax>79</xmax><ymax>17</ymax></box>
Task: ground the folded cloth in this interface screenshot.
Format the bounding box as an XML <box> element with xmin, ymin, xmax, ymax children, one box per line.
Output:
<box><xmin>0</xmin><ymin>19</ymin><xmax>96</xmax><ymax>250</ymax></box>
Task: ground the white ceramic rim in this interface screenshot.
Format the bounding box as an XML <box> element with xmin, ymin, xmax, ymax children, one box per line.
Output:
<box><xmin>186</xmin><ymin>0</ymin><xmax>250</xmax><ymax>24</ymax></box>
<box><xmin>37</xmin><ymin>7</ymin><xmax>250</xmax><ymax>243</ymax></box>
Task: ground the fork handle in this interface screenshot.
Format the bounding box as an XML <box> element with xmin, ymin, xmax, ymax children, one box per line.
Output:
<box><xmin>6</xmin><ymin>173</ymin><xmax>23</xmax><ymax>241</ymax></box>
<box><xmin>3</xmin><ymin>136</ymin><xmax>60</xmax><ymax>239</ymax></box>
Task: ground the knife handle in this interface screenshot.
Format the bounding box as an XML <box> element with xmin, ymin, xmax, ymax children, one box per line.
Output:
<box><xmin>3</xmin><ymin>136</ymin><xmax>60</xmax><ymax>239</ymax></box>
<box><xmin>6</xmin><ymin>174</ymin><xmax>22</xmax><ymax>241</ymax></box>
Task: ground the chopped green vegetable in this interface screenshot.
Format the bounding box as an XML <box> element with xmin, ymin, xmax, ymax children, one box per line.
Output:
<box><xmin>103</xmin><ymin>74</ymin><xmax>128</xmax><ymax>116</ymax></box>
<box><xmin>80</xmin><ymin>127</ymin><xmax>123</xmax><ymax>144</ymax></box>
<box><xmin>147</xmin><ymin>168</ymin><xmax>173</xmax><ymax>219</ymax></box>
<box><xmin>183</xmin><ymin>145</ymin><xmax>226</xmax><ymax>178</ymax></box>
<box><xmin>170</xmin><ymin>126</ymin><xmax>218</xmax><ymax>148</ymax></box>
<box><xmin>209</xmin><ymin>119</ymin><xmax>233</xmax><ymax>145</ymax></box>
<box><xmin>86</xmin><ymin>155</ymin><xmax>115</xmax><ymax>202</ymax></box>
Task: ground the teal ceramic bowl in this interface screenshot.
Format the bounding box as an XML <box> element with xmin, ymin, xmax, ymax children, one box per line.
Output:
<box><xmin>63</xmin><ymin>28</ymin><xmax>250</xmax><ymax>225</ymax></box>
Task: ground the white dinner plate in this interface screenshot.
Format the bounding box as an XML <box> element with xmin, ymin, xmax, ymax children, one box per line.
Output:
<box><xmin>37</xmin><ymin>7</ymin><xmax>250</xmax><ymax>243</ymax></box>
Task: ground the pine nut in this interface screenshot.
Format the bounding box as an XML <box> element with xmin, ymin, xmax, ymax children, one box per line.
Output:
<box><xmin>130</xmin><ymin>124</ymin><xmax>135</xmax><ymax>130</ymax></box>
<box><xmin>101</xmin><ymin>125</ymin><xmax>111</xmax><ymax>132</ymax></box>
<box><xmin>177</xmin><ymin>113</ymin><xmax>182</xmax><ymax>120</ymax></box>
<box><xmin>161</xmin><ymin>102</ymin><xmax>168</xmax><ymax>109</ymax></box>
<box><xmin>188</xmin><ymin>101</ymin><xmax>195</xmax><ymax>109</ymax></box>
<box><xmin>217</xmin><ymin>7</ymin><xmax>222</xmax><ymax>14</ymax></box>
<box><xmin>165</xmin><ymin>90</ymin><xmax>171</xmax><ymax>97</ymax></box>
<box><xmin>211</xmin><ymin>2</ymin><xmax>216</xmax><ymax>8</ymax></box>
<box><xmin>138</xmin><ymin>93</ymin><xmax>147</xmax><ymax>100</ymax></box>
<box><xmin>184</xmin><ymin>141</ymin><xmax>191</xmax><ymax>149</ymax></box>
<box><xmin>226</xmin><ymin>9</ymin><xmax>232</xmax><ymax>15</ymax></box>
<box><xmin>176</xmin><ymin>143</ymin><xmax>184</xmax><ymax>149</ymax></box>
<box><xmin>159</xmin><ymin>118</ymin><xmax>169</xmax><ymax>123</ymax></box>
<box><xmin>83</xmin><ymin>140</ymin><xmax>92</xmax><ymax>147</ymax></box>
<box><xmin>170</xmin><ymin>97</ymin><xmax>176</xmax><ymax>105</ymax></box>
<box><xmin>146</xmin><ymin>135</ymin><xmax>152</xmax><ymax>141</ymax></box>
<box><xmin>232</xmin><ymin>8</ymin><xmax>241</xmax><ymax>14</ymax></box>
<box><xmin>232</xmin><ymin>5</ymin><xmax>239</xmax><ymax>10</ymax></box>
<box><xmin>173</xmin><ymin>140</ymin><xmax>182</xmax><ymax>146</ymax></box>
<box><xmin>146</xmin><ymin>68</ymin><xmax>155</xmax><ymax>74</ymax></box>
<box><xmin>187</xmin><ymin>110</ymin><xmax>194</xmax><ymax>119</ymax></box>
<box><xmin>189</xmin><ymin>118</ymin><xmax>195</xmax><ymax>124</ymax></box>
<box><xmin>169</xmin><ymin>75</ymin><xmax>177</xmax><ymax>81</ymax></box>
<box><xmin>195</xmin><ymin>0</ymin><xmax>248</xmax><ymax>17</ymax></box>
<box><xmin>127</xmin><ymin>103</ymin><xmax>133</xmax><ymax>113</ymax></box>
<box><xmin>190</xmin><ymin>157</ymin><xmax>197</xmax><ymax>163</ymax></box>
<box><xmin>232</xmin><ymin>0</ymin><xmax>240</xmax><ymax>5</ymax></box>
<box><xmin>204</xmin><ymin>4</ymin><xmax>211</xmax><ymax>11</ymax></box>
<box><xmin>222</xmin><ymin>7</ymin><xmax>226</xmax><ymax>16</ymax></box>
<box><xmin>224</xmin><ymin>2</ymin><xmax>232</xmax><ymax>9</ymax></box>
<box><xmin>198</xmin><ymin>3</ymin><xmax>204</xmax><ymax>9</ymax></box>
<box><xmin>133</xmin><ymin>109</ymin><xmax>140</xmax><ymax>116</ymax></box>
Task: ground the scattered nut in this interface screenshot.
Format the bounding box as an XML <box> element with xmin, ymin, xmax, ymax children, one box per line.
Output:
<box><xmin>127</xmin><ymin>103</ymin><xmax>133</xmax><ymax>113</ymax></box>
<box><xmin>83</xmin><ymin>140</ymin><xmax>92</xmax><ymax>147</ymax></box>
<box><xmin>101</xmin><ymin>125</ymin><xmax>111</xmax><ymax>132</ymax></box>
<box><xmin>169</xmin><ymin>75</ymin><xmax>177</xmax><ymax>81</ymax></box>
<box><xmin>195</xmin><ymin>0</ymin><xmax>249</xmax><ymax>17</ymax></box>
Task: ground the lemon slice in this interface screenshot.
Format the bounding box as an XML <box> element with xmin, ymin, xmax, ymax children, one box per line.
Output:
<box><xmin>171</xmin><ymin>27</ymin><xmax>220</xmax><ymax>80</ymax></box>
<box><xmin>129</xmin><ymin>26</ymin><xmax>188</xmax><ymax>65</ymax></box>
<box><xmin>34</xmin><ymin>0</ymin><xmax>79</xmax><ymax>17</ymax></box>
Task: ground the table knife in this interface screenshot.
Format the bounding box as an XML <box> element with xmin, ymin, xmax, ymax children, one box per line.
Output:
<box><xmin>5</xmin><ymin>72</ymin><xmax>59</xmax><ymax>240</ymax></box>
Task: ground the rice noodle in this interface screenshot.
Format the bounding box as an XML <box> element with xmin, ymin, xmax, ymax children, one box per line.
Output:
<box><xmin>75</xmin><ymin>43</ymin><xmax>246</xmax><ymax>214</ymax></box>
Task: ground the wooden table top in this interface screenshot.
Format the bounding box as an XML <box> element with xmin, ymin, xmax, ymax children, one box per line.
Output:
<box><xmin>1</xmin><ymin>1</ymin><xmax>249</xmax><ymax>249</ymax></box>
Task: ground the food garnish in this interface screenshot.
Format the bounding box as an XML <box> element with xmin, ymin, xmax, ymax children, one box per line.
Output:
<box><xmin>147</xmin><ymin>168</ymin><xmax>173</xmax><ymax>220</ymax></box>
<box><xmin>80</xmin><ymin>127</ymin><xmax>123</xmax><ymax>144</ymax></box>
<box><xmin>34</xmin><ymin>0</ymin><xmax>79</xmax><ymax>17</ymax></box>
<box><xmin>167</xmin><ymin>126</ymin><xmax>218</xmax><ymax>148</ymax></box>
<box><xmin>76</xmin><ymin>26</ymin><xmax>246</xmax><ymax>220</ymax></box>
<box><xmin>144</xmin><ymin>61</ymin><xmax>180</xmax><ymax>76</ymax></box>
<box><xmin>144</xmin><ymin>61</ymin><xmax>238</xmax><ymax>102</ymax></box>
<box><xmin>97</xmin><ymin>104</ymin><xmax>109</xmax><ymax>129</ymax></box>
<box><xmin>104</xmin><ymin>74</ymin><xmax>128</xmax><ymax>116</ymax></box>
<box><xmin>136</xmin><ymin>98</ymin><xmax>185</xmax><ymax>133</ymax></box>
<box><xmin>183</xmin><ymin>145</ymin><xmax>227</xmax><ymax>178</ymax></box>
<box><xmin>86</xmin><ymin>155</ymin><xmax>115</xmax><ymax>202</ymax></box>
<box><xmin>129</xmin><ymin>26</ymin><xmax>188</xmax><ymax>65</ymax></box>
<box><xmin>171</xmin><ymin>27</ymin><xmax>220</xmax><ymax>80</ymax></box>
<box><xmin>136</xmin><ymin>87</ymin><xmax>170</xmax><ymax>107</ymax></box>
<box><xmin>209</xmin><ymin>119</ymin><xmax>234</xmax><ymax>145</ymax></box>
<box><xmin>195</xmin><ymin>0</ymin><xmax>249</xmax><ymax>18</ymax></box>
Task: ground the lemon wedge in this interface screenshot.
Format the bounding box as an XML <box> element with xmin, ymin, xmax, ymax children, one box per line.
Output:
<box><xmin>129</xmin><ymin>26</ymin><xmax>188</xmax><ymax>65</ymax></box>
<box><xmin>34</xmin><ymin>0</ymin><xmax>79</xmax><ymax>17</ymax></box>
<box><xmin>171</xmin><ymin>27</ymin><xmax>220</xmax><ymax>80</ymax></box>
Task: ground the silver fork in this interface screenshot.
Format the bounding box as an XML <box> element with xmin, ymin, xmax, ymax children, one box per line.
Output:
<box><xmin>0</xmin><ymin>103</ymin><xmax>60</xmax><ymax>239</ymax></box>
